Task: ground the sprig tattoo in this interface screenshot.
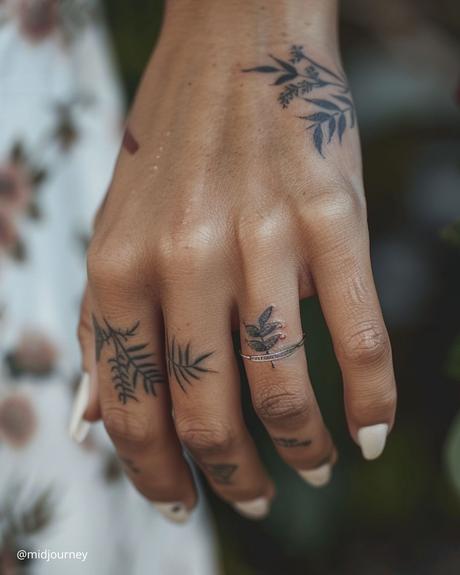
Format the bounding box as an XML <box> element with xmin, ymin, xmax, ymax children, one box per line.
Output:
<box><xmin>244</xmin><ymin>305</ymin><xmax>285</xmax><ymax>368</ymax></box>
<box><xmin>93</xmin><ymin>315</ymin><xmax>164</xmax><ymax>404</ymax></box>
<box><xmin>242</xmin><ymin>45</ymin><xmax>355</xmax><ymax>157</ymax></box>
<box><xmin>166</xmin><ymin>337</ymin><xmax>216</xmax><ymax>392</ymax></box>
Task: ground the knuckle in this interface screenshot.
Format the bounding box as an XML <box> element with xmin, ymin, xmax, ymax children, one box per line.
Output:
<box><xmin>87</xmin><ymin>236</ymin><xmax>143</xmax><ymax>294</ymax></box>
<box><xmin>339</xmin><ymin>322</ymin><xmax>391</xmax><ymax>365</ymax></box>
<box><xmin>351</xmin><ymin>385</ymin><xmax>397</xmax><ymax>419</ymax></box>
<box><xmin>103</xmin><ymin>406</ymin><xmax>156</xmax><ymax>449</ymax></box>
<box><xmin>156</xmin><ymin>224</ymin><xmax>222</xmax><ymax>274</ymax></box>
<box><xmin>236</xmin><ymin>213</ymin><xmax>286</xmax><ymax>255</ymax></box>
<box><xmin>253</xmin><ymin>385</ymin><xmax>310</xmax><ymax>425</ymax></box>
<box><xmin>302</xmin><ymin>187</ymin><xmax>364</xmax><ymax>238</ymax></box>
<box><xmin>176</xmin><ymin>419</ymin><xmax>236</xmax><ymax>456</ymax></box>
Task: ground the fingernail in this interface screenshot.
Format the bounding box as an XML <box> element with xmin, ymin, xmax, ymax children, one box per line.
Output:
<box><xmin>298</xmin><ymin>462</ymin><xmax>332</xmax><ymax>487</ymax></box>
<box><xmin>69</xmin><ymin>372</ymin><xmax>91</xmax><ymax>443</ymax></box>
<box><xmin>153</xmin><ymin>502</ymin><xmax>190</xmax><ymax>524</ymax></box>
<box><xmin>357</xmin><ymin>423</ymin><xmax>389</xmax><ymax>460</ymax></box>
<box><xmin>233</xmin><ymin>497</ymin><xmax>270</xmax><ymax>520</ymax></box>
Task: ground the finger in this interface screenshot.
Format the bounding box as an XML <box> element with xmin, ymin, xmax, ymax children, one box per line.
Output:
<box><xmin>70</xmin><ymin>288</ymin><xmax>100</xmax><ymax>443</ymax></box>
<box><xmin>240</xmin><ymin>271</ymin><xmax>337</xmax><ymax>488</ymax></box>
<box><xmin>87</xmin><ymin>257</ymin><xmax>197</xmax><ymax>522</ymax></box>
<box><xmin>77</xmin><ymin>287</ymin><xmax>101</xmax><ymax>421</ymax></box>
<box><xmin>162</xmin><ymin>284</ymin><xmax>275</xmax><ymax>519</ymax></box>
<box><xmin>309</xmin><ymin>218</ymin><xmax>397</xmax><ymax>461</ymax></box>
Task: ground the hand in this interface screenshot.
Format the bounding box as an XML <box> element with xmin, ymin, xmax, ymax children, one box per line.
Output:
<box><xmin>76</xmin><ymin>0</ymin><xmax>396</xmax><ymax>522</ymax></box>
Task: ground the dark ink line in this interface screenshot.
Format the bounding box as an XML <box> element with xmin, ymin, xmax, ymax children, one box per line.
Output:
<box><xmin>93</xmin><ymin>315</ymin><xmax>164</xmax><ymax>404</ymax></box>
<box><xmin>273</xmin><ymin>437</ymin><xmax>312</xmax><ymax>448</ymax></box>
<box><xmin>166</xmin><ymin>336</ymin><xmax>216</xmax><ymax>392</ymax></box>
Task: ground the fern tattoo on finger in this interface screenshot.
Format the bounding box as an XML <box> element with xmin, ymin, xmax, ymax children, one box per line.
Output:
<box><xmin>93</xmin><ymin>315</ymin><xmax>164</xmax><ymax>404</ymax></box>
<box><xmin>242</xmin><ymin>45</ymin><xmax>356</xmax><ymax>157</ymax></box>
<box><xmin>166</xmin><ymin>336</ymin><xmax>216</xmax><ymax>392</ymax></box>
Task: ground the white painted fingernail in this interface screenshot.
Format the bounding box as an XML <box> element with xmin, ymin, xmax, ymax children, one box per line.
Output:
<box><xmin>357</xmin><ymin>423</ymin><xmax>389</xmax><ymax>460</ymax></box>
<box><xmin>298</xmin><ymin>462</ymin><xmax>332</xmax><ymax>487</ymax></box>
<box><xmin>69</xmin><ymin>372</ymin><xmax>91</xmax><ymax>443</ymax></box>
<box><xmin>234</xmin><ymin>497</ymin><xmax>270</xmax><ymax>520</ymax></box>
<box><xmin>153</xmin><ymin>502</ymin><xmax>190</xmax><ymax>524</ymax></box>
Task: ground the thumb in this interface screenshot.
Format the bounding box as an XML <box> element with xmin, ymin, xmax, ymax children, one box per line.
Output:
<box><xmin>69</xmin><ymin>287</ymin><xmax>101</xmax><ymax>443</ymax></box>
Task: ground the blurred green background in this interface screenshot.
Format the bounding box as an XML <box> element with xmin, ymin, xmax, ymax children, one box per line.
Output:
<box><xmin>103</xmin><ymin>1</ymin><xmax>460</xmax><ymax>573</ymax></box>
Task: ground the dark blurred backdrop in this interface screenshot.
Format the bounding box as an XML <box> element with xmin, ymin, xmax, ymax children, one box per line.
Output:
<box><xmin>103</xmin><ymin>1</ymin><xmax>460</xmax><ymax>573</ymax></box>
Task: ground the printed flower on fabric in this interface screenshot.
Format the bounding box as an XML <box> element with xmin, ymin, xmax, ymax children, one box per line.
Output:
<box><xmin>1</xmin><ymin>143</ymin><xmax>47</xmax><ymax>218</ymax></box>
<box><xmin>17</xmin><ymin>0</ymin><xmax>58</xmax><ymax>43</ymax></box>
<box><xmin>0</xmin><ymin>394</ymin><xmax>37</xmax><ymax>447</ymax></box>
<box><xmin>5</xmin><ymin>331</ymin><xmax>58</xmax><ymax>378</ymax></box>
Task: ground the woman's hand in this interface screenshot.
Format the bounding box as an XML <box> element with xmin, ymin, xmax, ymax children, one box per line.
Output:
<box><xmin>76</xmin><ymin>0</ymin><xmax>396</xmax><ymax>522</ymax></box>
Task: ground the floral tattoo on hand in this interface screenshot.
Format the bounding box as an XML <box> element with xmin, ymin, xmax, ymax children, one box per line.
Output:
<box><xmin>242</xmin><ymin>45</ymin><xmax>356</xmax><ymax>157</ymax></box>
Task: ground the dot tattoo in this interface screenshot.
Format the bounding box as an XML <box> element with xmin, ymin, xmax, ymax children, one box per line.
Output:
<box><xmin>93</xmin><ymin>315</ymin><xmax>164</xmax><ymax>404</ymax></box>
<box><xmin>166</xmin><ymin>336</ymin><xmax>216</xmax><ymax>392</ymax></box>
<box><xmin>203</xmin><ymin>463</ymin><xmax>238</xmax><ymax>485</ymax></box>
<box><xmin>242</xmin><ymin>45</ymin><xmax>356</xmax><ymax>157</ymax></box>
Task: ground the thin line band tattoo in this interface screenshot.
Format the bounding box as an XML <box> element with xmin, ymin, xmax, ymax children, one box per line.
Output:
<box><xmin>274</xmin><ymin>437</ymin><xmax>312</xmax><ymax>448</ymax></box>
<box><xmin>93</xmin><ymin>315</ymin><xmax>164</xmax><ymax>404</ymax></box>
<box><xmin>240</xmin><ymin>305</ymin><xmax>305</xmax><ymax>367</ymax></box>
<box><xmin>166</xmin><ymin>336</ymin><xmax>216</xmax><ymax>392</ymax></box>
<box><xmin>242</xmin><ymin>45</ymin><xmax>356</xmax><ymax>157</ymax></box>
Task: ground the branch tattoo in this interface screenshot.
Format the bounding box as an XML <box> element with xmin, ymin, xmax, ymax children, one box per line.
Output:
<box><xmin>166</xmin><ymin>337</ymin><xmax>216</xmax><ymax>392</ymax></box>
<box><xmin>93</xmin><ymin>315</ymin><xmax>164</xmax><ymax>404</ymax></box>
<box><xmin>242</xmin><ymin>45</ymin><xmax>356</xmax><ymax>157</ymax></box>
<box><xmin>243</xmin><ymin>305</ymin><xmax>286</xmax><ymax>368</ymax></box>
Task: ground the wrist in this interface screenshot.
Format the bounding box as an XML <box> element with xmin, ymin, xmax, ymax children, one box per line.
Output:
<box><xmin>160</xmin><ymin>0</ymin><xmax>339</xmax><ymax>55</ymax></box>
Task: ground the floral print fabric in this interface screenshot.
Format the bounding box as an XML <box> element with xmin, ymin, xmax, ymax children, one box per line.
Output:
<box><xmin>0</xmin><ymin>2</ymin><xmax>218</xmax><ymax>573</ymax></box>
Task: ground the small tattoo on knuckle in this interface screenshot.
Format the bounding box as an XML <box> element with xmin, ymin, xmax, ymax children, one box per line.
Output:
<box><xmin>93</xmin><ymin>315</ymin><xmax>164</xmax><ymax>405</ymax></box>
<box><xmin>166</xmin><ymin>336</ymin><xmax>216</xmax><ymax>392</ymax></box>
<box><xmin>242</xmin><ymin>45</ymin><xmax>355</xmax><ymax>157</ymax></box>
<box><xmin>273</xmin><ymin>437</ymin><xmax>312</xmax><ymax>448</ymax></box>
<box><xmin>203</xmin><ymin>463</ymin><xmax>238</xmax><ymax>485</ymax></box>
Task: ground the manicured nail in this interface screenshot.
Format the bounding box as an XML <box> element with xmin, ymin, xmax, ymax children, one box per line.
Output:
<box><xmin>298</xmin><ymin>462</ymin><xmax>332</xmax><ymax>487</ymax></box>
<box><xmin>357</xmin><ymin>423</ymin><xmax>389</xmax><ymax>460</ymax></box>
<box><xmin>234</xmin><ymin>497</ymin><xmax>270</xmax><ymax>520</ymax></box>
<box><xmin>69</xmin><ymin>372</ymin><xmax>91</xmax><ymax>443</ymax></box>
<box><xmin>153</xmin><ymin>502</ymin><xmax>190</xmax><ymax>524</ymax></box>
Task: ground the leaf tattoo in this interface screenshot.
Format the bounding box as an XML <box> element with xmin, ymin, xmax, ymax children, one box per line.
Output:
<box><xmin>244</xmin><ymin>305</ymin><xmax>285</xmax><ymax>368</ymax></box>
<box><xmin>242</xmin><ymin>45</ymin><xmax>356</xmax><ymax>157</ymax></box>
<box><xmin>167</xmin><ymin>337</ymin><xmax>216</xmax><ymax>392</ymax></box>
<box><xmin>92</xmin><ymin>315</ymin><xmax>164</xmax><ymax>404</ymax></box>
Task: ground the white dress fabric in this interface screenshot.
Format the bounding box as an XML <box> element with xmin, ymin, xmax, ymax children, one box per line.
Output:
<box><xmin>0</xmin><ymin>1</ymin><xmax>218</xmax><ymax>573</ymax></box>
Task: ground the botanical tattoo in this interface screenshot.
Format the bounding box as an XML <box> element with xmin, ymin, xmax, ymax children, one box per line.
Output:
<box><xmin>204</xmin><ymin>463</ymin><xmax>238</xmax><ymax>485</ymax></box>
<box><xmin>122</xmin><ymin>127</ymin><xmax>139</xmax><ymax>155</ymax></box>
<box><xmin>274</xmin><ymin>437</ymin><xmax>312</xmax><ymax>448</ymax></box>
<box><xmin>120</xmin><ymin>457</ymin><xmax>140</xmax><ymax>474</ymax></box>
<box><xmin>93</xmin><ymin>315</ymin><xmax>164</xmax><ymax>404</ymax></box>
<box><xmin>242</xmin><ymin>45</ymin><xmax>355</xmax><ymax>157</ymax></box>
<box><xmin>166</xmin><ymin>337</ymin><xmax>216</xmax><ymax>392</ymax></box>
<box><xmin>244</xmin><ymin>305</ymin><xmax>285</xmax><ymax>368</ymax></box>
